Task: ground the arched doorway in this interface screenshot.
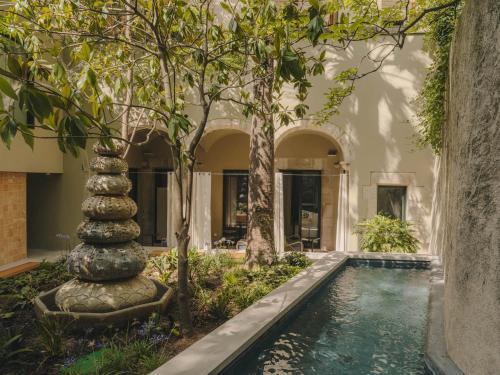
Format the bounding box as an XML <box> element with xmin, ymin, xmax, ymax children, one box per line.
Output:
<box><xmin>125</xmin><ymin>130</ymin><xmax>174</xmax><ymax>246</ymax></box>
<box><xmin>275</xmin><ymin>129</ymin><xmax>345</xmax><ymax>251</ymax></box>
<box><xmin>196</xmin><ymin>129</ymin><xmax>250</xmax><ymax>244</ymax></box>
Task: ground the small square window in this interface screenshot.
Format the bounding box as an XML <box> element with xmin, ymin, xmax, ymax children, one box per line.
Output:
<box><xmin>377</xmin><ymin>186</ymin><xmax>407</xmax><ymax>220</ymax></box>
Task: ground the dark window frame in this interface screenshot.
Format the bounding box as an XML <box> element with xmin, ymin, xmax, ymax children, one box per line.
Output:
<box><xmin>154</xmin><ymin>168</ymin><xmax>169</xmax><ymax>245</ymax></box>
<box><xmin>376</xmin><ymin>185</ymin><xmax>407</xmax><ymax>220</ymax></box>
<box><xmin>222</xmin><ymin>169</ymin><xmax>249</xmax><ymax>239</ymax></box>
<box><xmin>281</xmin><ymin>170</ymin><xmax>322</xmax><ymax>249</ymax></box>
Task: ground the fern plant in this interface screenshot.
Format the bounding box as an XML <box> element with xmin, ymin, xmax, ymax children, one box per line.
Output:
<box><xmin>355</xmin><ymin>215</ymin><xmax>419</xmax><ymax>253</ymax></box>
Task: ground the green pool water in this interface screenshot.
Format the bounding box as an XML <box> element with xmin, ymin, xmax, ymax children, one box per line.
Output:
<box><xmin>232</xmin><ymin>265</ymin><xmax>430</xmax><ymax>375</ymax></box>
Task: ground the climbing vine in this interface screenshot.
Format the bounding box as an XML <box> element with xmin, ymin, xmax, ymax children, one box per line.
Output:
<box><xmin>416</xmin><ymin>0</ymin><xmax>463</xmax><ymax>154</ymax></box>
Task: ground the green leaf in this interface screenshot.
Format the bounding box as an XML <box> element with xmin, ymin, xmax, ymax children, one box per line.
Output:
<box><xmin>256</xmin><ymin>40</ymin><xmax>267</xmax><ymax>61</ymax></box>
<box><xmin>70</xmin><ymin>117</ymin><xmax>88</xmax><ymax>149</ymax></box>
<box><xmin>220</xmin><ymin>2</ymin><xmax>231</xmax><ymax>13</ymax></box>
<box><xmin>0</xmin><ymin>117</ymin><xmax>17</xmax><ymax>149</ymax></box>
<box><xmin>27</xmin><ymin>88</ymin><xmax>52</xmax><ymax>119</ymax></box>
<box><xmin>279</xmin><ymin>48</ymin><xmax>305</xmax><ymax>81</ymax></box>
<box><xmin>79</xmin><ymin>41</ymin><xmax>91</xmax><ymax>61</ymax></box>
<box><xmin>0</xmin><ymin>76</ymin><xmax>18</xmax><ymax>100</ymax></box>
<box><xmin>167</xmin><ymin>113</ymin><xmax>191</xmax><ymax>141</ymax></box>
<box><xmin>308</xmin><ymin>0</ymin><xmax>320</xmax><ymax>10</ymax></box>
<box><xmin>7</xmin><ymin>56</ymin><xmax>22</xmax><ymax>77</ymax></box>
<box><xmin>47</xmin><ymin>94</ymin><xmax>66</xmax><ymax>109</ymax></box>
<box><xmin>228</xmin><ymin>18</ymin><xmax>239</xmax><ymax>33</ymax></box>
<box><xmin>20</xmin><ymin>126</ymin><xmax>34</xmax><ymax>150</ymax></box>
<box><xmin>184</xmin><ymin>73</ymin><xmax>194</xmax><ymax>88</ymax></box>
<box><xmin>86</xmin><ymin>68</ymin><xmax>97</xmax><ymax>88</ymax></box>
<box><xmin>283</xmin><ymin>3</ymin><xmax>299</xmax><ymax>20</ymax></box>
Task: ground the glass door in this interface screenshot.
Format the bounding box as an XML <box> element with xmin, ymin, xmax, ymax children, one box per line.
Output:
<box><xmin>284</xmin><ymin>171</ymin><xmax>321</xmax><ymax>250</ymax></box>
<box><xmin>223</xmin><ymin>170</ymin><xmax>249</xmax><ymax>241</ymax></box>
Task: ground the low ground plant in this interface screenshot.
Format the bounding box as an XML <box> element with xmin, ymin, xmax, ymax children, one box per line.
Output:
<box><xmin>355</xmin><ymin>214</ymin><xmax>420</xmax><ymax>253</ymax></box>
<box><xmin>283</xmin><ymin>251</ymin><xmax>312</xmax><ymax>268</ymax></box>
<box><xmin>0</xmin><ymin>250</ymin><xmax>312</xmax><ymax>374</ymax></box>
<box><xmin>0</xmin><ymin>259</ymin><xmax>71</xmax><ymax>310</ymax></box>
<box><xmin>0</xmin><ymin>325</ymin><xmax>31</xmax><ymax>365</ymax></box>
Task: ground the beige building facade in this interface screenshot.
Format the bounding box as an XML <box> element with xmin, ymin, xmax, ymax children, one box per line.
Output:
<box><xmin>0</xmin><ymin>34</ymin><xmax>435</xmax><ymax>266</ymax></box>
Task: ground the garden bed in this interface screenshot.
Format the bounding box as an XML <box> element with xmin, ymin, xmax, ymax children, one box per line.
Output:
<box><xmin>0</xmin><ymin>251</ymin><xmax>311</xmax><ymax>375</ymax></box>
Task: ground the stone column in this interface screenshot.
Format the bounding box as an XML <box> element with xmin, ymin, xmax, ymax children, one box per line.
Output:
<box><xmin>55</xmin><ymin>142</ymin><xmax>157</xmax><ymax>313</ymax></box>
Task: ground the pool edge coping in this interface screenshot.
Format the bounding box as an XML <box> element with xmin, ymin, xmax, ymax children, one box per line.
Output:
<box><xmin>424</xmin><ymin>260</ymin><xmax>465</xmax><ymax>375</ymax></box>
<box><xmin>150</xmin><ymin>252</ymin><xmax>456</xmax><ymax>375</ymax></box>
<box><xmin>149</xmin><ymin>252</ymin><xmax>349</xmax><ymax>375</ymax></box>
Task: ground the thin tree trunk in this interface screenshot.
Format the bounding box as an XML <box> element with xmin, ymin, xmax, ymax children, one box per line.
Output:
<box><xmin>174</xmin><ymin>157</ymin><xmax>195</xmax><ymax>336</ymax></box>
<box><xmin>176</xmin><ymin>222</ymin><xmax>192</xmax><ymax>335</ymax></box>
<box><xmin>121</xmin><ymin>13</ymin><xmax>133</xmax><ymax>142</ymax></box>
<box><xmin>246</xmin><ymin>60</ymin><xmax>276</xmax><ymax>267</ymax></box>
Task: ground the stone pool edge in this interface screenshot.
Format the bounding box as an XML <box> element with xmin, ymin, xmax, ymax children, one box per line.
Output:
<box><xmin>150</xmin><ymin>252</ymin><xmax>462</xmax><ymax>375</ymax></box>
<box><xmin>149</xmin><ymin>252</ymin><xmax>349</xmax><ymax>375</ymax></box>
<box><xmin>425</xmin><ymin>260</ymin><xmax>464</xmax><ymax>375</ymax></box>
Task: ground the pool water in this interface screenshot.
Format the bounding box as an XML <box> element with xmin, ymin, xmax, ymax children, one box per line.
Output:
<box><xmin>232</xmin><ymin>265</ymin><xmax>430</xmax><ymax>375</ymax></box>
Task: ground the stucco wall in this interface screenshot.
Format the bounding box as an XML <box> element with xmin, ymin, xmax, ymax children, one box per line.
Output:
<box><xmin>201</xmin><ymin>35</ymin><xmax>435</xmax><ymax>252</ymax></box>
<box><xmin>196</xmin><ymin>131</ymin><xmax>250</xmax><ymax>240</ymax></box>
<box><xmin>0</xmin><ymin>56</ymin><xmax>62</xmax><ymax>174</ymax></box>
<box><xmin>27</xmin><ymin>151</ymin><xmax>89</xmax><ymax>251</ymax></box>
<box><xmin>0</xmin><ymin>129</ymin><xmax>63</xmax><ymax>174</ymax></box>
<box><xmin>432</xmin><ymin>1</ymin><xmax>500</xmax><ymax>374</ymax></box>
<box><xmin>0</xmin><ymin>172</ymin><xmax>26</xmax><ymax>266</ymax></box>
<box><xmin>21</xmin><ymin>36</ymin><xmax>435</xmax><ymax>254</ymax></box>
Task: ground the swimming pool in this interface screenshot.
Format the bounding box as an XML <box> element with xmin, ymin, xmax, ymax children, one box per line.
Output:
<box><xmin>229</xmin><ymin>264</ymin><xmax>430</xmax><ymax>375</ymax></box>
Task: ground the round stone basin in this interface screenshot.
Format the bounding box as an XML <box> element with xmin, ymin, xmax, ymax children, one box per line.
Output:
<box><xmin>34</xmin><ymin>279</ymin><xmax>173</xmax><ymax>330</ymax></box>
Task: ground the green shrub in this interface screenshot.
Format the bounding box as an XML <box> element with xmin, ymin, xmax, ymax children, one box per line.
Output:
<box><xmin>136</xmin><ymin>348</ymin><xmax>170</xmax><ymax>373</ymax></box>
<box><xmin>416</xmin><ymin>1</ymin><xmax>463</xmax><ymax>153</ymax></box>
<box><xmin>208</xmin><ymin>289</ymin><xmax>233</xmax><ymax>320</ymax></box>
<box><xmin>36</xmin><ymin>317</ymin><xmax>73</xmax><ymax>357</ymax></box>
<box><xmin>0</xmin><ymin>259</ymin><xmax>71</xmax><ymax>309</ymax></box>
<box><xmin>232</xmin><ymin>282</ymin><xmax>272</xmax><ymax>310</ymax></box>
<box><xmin>283</xmin><ymin>252</ymin><xmax>312</xmax><ymax>268</ymax></box>
<box><xmin>189</xmin><ymin>250</ymin><xmax>236</xmax><ymax>289</ymax></box>
<box><xmin>192</xmin><ymin>286</ymin><xmax>212</xmax><ymax>315</ymax></box>
<box><xmin>148</xmin><ymin>252</ymin><xmax>177</xmax><ymax>284</ymax></box>
<box><xmin>247</xmin><ymin>264</ymin><xmax>303</xmax><ymax>288</ymax></box>
<box><xmin>355</xmin><ymin>215</ymin><xmax>419</xmax><ymax>253</ymax></box>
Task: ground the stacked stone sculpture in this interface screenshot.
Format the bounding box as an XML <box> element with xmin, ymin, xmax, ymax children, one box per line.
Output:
<box><xmin>55</xmin><ymin>141</ymin><xmax>157</xmax><ymax>313</ymax></box>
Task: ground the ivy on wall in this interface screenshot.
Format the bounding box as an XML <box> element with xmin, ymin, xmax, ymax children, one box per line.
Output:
<box><xmin>416</xmin><ymin>0</ymin><xmax>463</xmax><ymax>154</ymax></box>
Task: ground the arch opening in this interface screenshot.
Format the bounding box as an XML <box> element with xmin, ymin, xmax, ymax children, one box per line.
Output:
<box><xmin>276</xmin><ymin>129</ymin><xmax>345</xmax><ymax>251</ymax></box>
<box><xmin>196</xmin><ymin>130</ymin><xmax>250</xmax><ymax>243</ymax></box>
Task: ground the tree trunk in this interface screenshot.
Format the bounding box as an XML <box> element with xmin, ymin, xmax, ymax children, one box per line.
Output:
<box><xmin>174</xmin><ymin>160</ymin><xmax>194</xmax><ymax>335</ymax></box>
<box><xmin>246</xmin><ymin>60</ymin><xmax>276</xmax><ymax>267</ymax></box>
<box><xmin>176</xmin><ymin>223</ymin><xmax>192</xmax><ymax>335</ymax></box>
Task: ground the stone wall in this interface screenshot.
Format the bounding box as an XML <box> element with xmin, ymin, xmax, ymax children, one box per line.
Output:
<box><xmin>0</xmin><ymin>172</ymin><xmax>27</xmax><ymax>266</ymax></box>
<box><xmin>430</xmin><ymin>0</ymin><xmax>500</xmax><ymax>374</ymax></box>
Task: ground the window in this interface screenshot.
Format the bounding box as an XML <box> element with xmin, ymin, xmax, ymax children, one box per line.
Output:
<box><xmin>377</xmin><ymin>185</ymin><xmax>407</xmax><ymax>220</ymax></box>
<box><xmin>223</xmin><ymin>170</ymin><xmax>248</xmax><ymax>239</ymax></box>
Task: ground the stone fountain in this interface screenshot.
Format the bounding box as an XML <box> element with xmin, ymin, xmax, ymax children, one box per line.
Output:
<box><xmin>34</xmin><ymin>141</ymin><xmax>172</xmax><ymax>327</ymax></box>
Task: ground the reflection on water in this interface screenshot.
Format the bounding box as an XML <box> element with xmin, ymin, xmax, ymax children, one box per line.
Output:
<box><xmin>234</xmin><ymin>266</ymin><xmax>430</xmax><ymax>375</ymax></box>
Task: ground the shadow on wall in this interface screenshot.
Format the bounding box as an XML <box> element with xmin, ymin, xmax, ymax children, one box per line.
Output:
<box><xmin>201</xmin><ymin>36</ymin><xmax>435</xmax><ymax>252</ymax></box>
<box><xmin>26</xmin><ymin>36</ymin><xmax>435</xmax><ymax>254</ymax></box>
<box><xmin>303</xmin><ymin>35</ymin><xmax>434</xmax><ymax>251</ymax></box>
<box><xmin>27</xmin><ymin>151</ymin><xmax>90</xmax><ymax>252</ymax></box>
